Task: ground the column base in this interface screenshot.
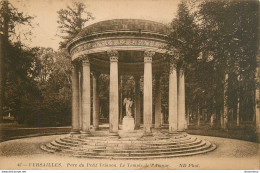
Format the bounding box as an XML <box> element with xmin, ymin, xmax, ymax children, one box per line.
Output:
<box><xmin>80</xmin><ymin>131</ymin><xmax>92</xmax><ymax>138</ymax></box>
<box><xmin>168</xmin><ymin>131</ymin><xmax>179</xmax><ymax>135</ymax></box>
<box><xmin>144</xmin><ymin>126</ymin><xmax>152</xmax><ymax>133</ymax></box>
<box><xmin>108</xmin><ymin>132</ymin><xmax>120</xmax><ymax>139</ymax></box>
<box><xmin>142</xmin><ymin>132</ymin><xmax>153</xmax><ymax>138</ymax></box>
<box><xmin>93</xmin><ymin>126</ymin><xmax>99</xmax><ymax>131</ymax></box>
<box><xmin>70</xmin><ymin>129</ymin><xmax>80</xmax><ymax>134</ymax></box>
<box><xmin>168</xmin><ymin>131</ymin><xmax>187</xmax><ymax>137</ymax></box>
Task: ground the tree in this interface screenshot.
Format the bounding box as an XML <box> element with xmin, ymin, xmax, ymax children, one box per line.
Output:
<box><xmin>57</xmin><ymin>2</ymin><xmax>94</xmax><ymax>48</ymax></box>
<box><xmin>197</xmin><ymin>0</ymin><xmax>258</xmax><ymax>129</ymax></box>
<box><xmin>23</xmin><ymin>48</ymin><xmax>73</xmax><ymax>126</ymax></box>
<box><xmin>0</xmin><ymin>0</ymin><xmax>34</xmax><ymax>122</ymax></box>
<box><xmin>167</xmin><ymin>0</ymin><xmax>258</xmax><ymax>130</ymax></box>
<box><xmin>166</xmin><ymin>1</ymin><xmax>202</xmax><ymax>127</ymax></box>
<box><xmin>167</xmin><ymin>1</ymin><xmax>200</xmax><ymax>70</ymax></box>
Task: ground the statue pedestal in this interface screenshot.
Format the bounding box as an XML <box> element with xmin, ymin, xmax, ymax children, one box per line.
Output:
<box><xmin>122</xmin><ymin>116</ymin><xmax>135</xmax><ymax>132</ymax></box>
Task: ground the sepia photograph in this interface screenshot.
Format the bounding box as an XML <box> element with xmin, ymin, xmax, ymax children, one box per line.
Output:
<box><xmin>0</xmin><ymin>0</ymin><xmax>259</xmax><ymax>171</ymax></box>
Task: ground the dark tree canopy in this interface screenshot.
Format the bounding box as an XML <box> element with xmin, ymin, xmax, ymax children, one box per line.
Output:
<box><xmin>0</xmin><ymin>0</ymin><xmax>35</xmax><ymax>122</ymax></box>
<box><xmin>0</xmin><ymin>0</ymin><xmax>34</xmax><ymax>42</ymax></box>
<box><xmin>166</xmin><ymin>0</ymin><xmax>258</xmax><ymax>128</ymax></box>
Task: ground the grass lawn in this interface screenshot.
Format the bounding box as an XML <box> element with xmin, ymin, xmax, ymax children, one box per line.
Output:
<box><xmin>0</xmin><ymin>121</ymin><xmax>259</xmax><ymax>143</ymax></box>
<box><xmin>187</xmin><ymin>120</ymin><xmax>259</xmax><ymax>143</ymax></box>
<box><xmin>0</xmin><ymin>122</ymin><xmax>70</xmax><ymax>142</ymax></box>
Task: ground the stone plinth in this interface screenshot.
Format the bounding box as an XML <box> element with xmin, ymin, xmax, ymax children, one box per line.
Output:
<box><xmin>122</xmin><ymin>116</ymin><xmax>135</xmax><ymax>132</ymax></box>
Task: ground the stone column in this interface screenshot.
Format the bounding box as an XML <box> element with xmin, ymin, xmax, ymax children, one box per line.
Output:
<box><xmin>177</xmin><ymin>68</ymin><xmax>186</xmax><ymax>131</ymax></box>
<box><xmin>108</xmin><ymin>50</ymin><xmax>119</xmax><ymax>135</ymax></box>
<box><xmin>92</xmin><ymin>72</ymin><xmax>100</xmax><ymax>130</ymax></box>
<box><xmin>169</xmin><ymin>66</ymin><xmax>178</xmax><ymax>132</ymax></box>
<box><xmin>155</xmin><ymin>74</ymin><xmax>162</xmax><ymax>128</ymax></box>
<box><xmin>71</xmin><ymin>62</ymin><xmax>80</xmax><ymax>134</ymax></box>
<box><xmin>134</xmin><ymin>75</ymin><xmax>141</xmax><ymax>129</ymax></box>
<box><xmin>143</xmin><ymin>51</ymin><xmax>155</xmax><ymax>134</ymax></box>
<box><xmin>78</xmin><ymin>70</ymin><xmax>82</xmax><ymax>130</ymax></box>
<box><xmin>119</xmin><ymin>76</ymin><xmax>123</xmax><ymax>124</ymax></box>
<box><xmin>255</xmin><ymin>67</ymin><xmax>260</xmax><ymax>133</ymax></box>
<box><xmin>81</xmin><ymin>56</ymin><xmax>91</xmax><ymax>135</ymax></box>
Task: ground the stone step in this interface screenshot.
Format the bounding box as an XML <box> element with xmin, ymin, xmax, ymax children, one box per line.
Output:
<box><xmin>60</xmin><ymin>137</ymin><xmax>81</xmax><ymax>144</ymax></box>
<box><xmin>91</xmin><ymin>139</ymin><xmax>203</xmax><ymax>152</ymax></box>
<box><xmin>65</xmin><ymin>133</ymin><xmax>189</xmax><ymax>143</ymax></box>
<box><xmin>92</xmin><ymin>140</ymin><xmax>206</xmax><ymax>155</ymax></box>
<box><xmin>142</xmin><ymin>137</ymin><xmax>197</xmax><ymax>146</ymax></box>
<box><xmin>50</xmin><ymin>141</ymin><xmax>71</xmax><ymax>150</ymax></box>
<box><xmin>41</xmin><ymin>133</ymin><xmax>217</xmax><ymax>159</ymax></box>
<box><xmin>60</xmin><ymin>135</ymin><xmax>194</xmax><ymax>147</ymax></box>
<box><xmin>132</xmin><ymin>139</ymin><xmax>202</xmax><ymax>150</ymax></box>
<box><xmin>74</xmin><ymin>142</ymin><xmax>216</xmax><ymax>159</ymax></box>
<box><xmin>56</xmin><ymin>136</ymin><xmax>197</xmax><ymax>151</ymax></box>
<box><xmin>55</xmin><ymin>138</ymin><xmax>79</xmax><ymax>147</ymax></box>
<box><xmin>46</xmin><ymin>143</ymin><xmax>98</xmax><ymax>155</ymax></box>
<box><xmin>40</xmin><ymin>145</ymin><xmax>56</xmax><ymax>153</ymax></box>
<box><xmin>70</xmin><ymin>150</ymin><xmax>97</xmax><ymax>155</ymax></box>
<box><xmin>45</xmin><ymin>143</ymin><xmax>62</xmax><ymax>152</ymax></box>
<box><xmin>128</xmin><ymin>141</ymin><xmax>207</xmax><ymax>156</ymax></box>
<box><xmin>146</xmin><ymin>137</ymin><xmax>196</xmax><ymax>146</ymax></box>
<box><xmin>112</xmin><ymin>144</ymin><xmax>217</xmax><ymax>159</ymax></box>
<box><xmin>144</xmin><ymin>139</ymin><xmax>202</xmax><ymax>148</ymax></box>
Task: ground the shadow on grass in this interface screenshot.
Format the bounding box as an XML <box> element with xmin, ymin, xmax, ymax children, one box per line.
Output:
<box><xmin>187</xmin><ymin>121</ymin><xmax>258</xmax><ymax>143</ymax></box>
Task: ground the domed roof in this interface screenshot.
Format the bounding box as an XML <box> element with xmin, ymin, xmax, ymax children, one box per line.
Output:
<box><xmin>76</xmin><ymin>19</ymin><xmax>169</xmax><ymax>37</ymax></box>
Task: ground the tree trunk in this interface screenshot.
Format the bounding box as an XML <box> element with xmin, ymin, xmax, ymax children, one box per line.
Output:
<box><xmin>0</xmin><ymin>34</ymin><xmax>3</xmax><ymax>123</ymax></box>
<box><xmin>252</xmin><ymin>89</ymin><xmax>256</xmax><ymax>122</ymax></box>
<box><xmin>237</xmin><ymin>97</ymin><xmax>240</xmax><ymax>127</ymax></box>
<box><xmin>210</xmin><ymin>114</ymin><xmax>214</xmax><ymax>127</ymax></box>
<box><xmin>223</xmin><ymin>73</ymin><xmax>228</xmax><ymax>130</ymax></box>
<box><xmin>197</xmin><ymin>104</ymin><xmax>200</xmax><ymax>127</ymax></box>
<box><xmin>187</xmin><ymin>108</ymin><xmax>190</xmax><ymax>126</ymax></box>
<box><xmin>1</xmin><ymin>0</ymin><xmax>10</xmax><ymax>123</ymax></box>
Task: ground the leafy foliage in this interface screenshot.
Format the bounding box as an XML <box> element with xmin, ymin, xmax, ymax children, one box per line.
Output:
<box><xmin>57</xmin><ymin>2</ymin><xmax>94</xmax><ymax>48</ymax></box>
<box><xmin>167</xmin><ymin>0</ymin><xmax>258</xmax><ymax>127</ymax></box>
<box><xmin>0</xmin><ymin>0</ymin><xmax>34</xmax><ymax>42</ymax></box>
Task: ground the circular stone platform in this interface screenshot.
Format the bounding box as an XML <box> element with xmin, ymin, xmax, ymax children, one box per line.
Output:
<box><xmin>0</xmin><ymin>133</ymin><xmax>259</xmax><ymax>170</ymax></box>
<box><xmin>40</xmin><ymin>130</ymin><xmax>216</xmax><ymax>159</ymax></box>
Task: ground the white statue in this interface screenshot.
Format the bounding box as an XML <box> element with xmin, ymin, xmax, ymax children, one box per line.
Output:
<box><xmin>123</xmin><ymin>97</ymin><xmax>133</xmax><ymax>117</ymax></box>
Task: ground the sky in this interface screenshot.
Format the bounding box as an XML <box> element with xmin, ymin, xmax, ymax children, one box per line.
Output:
<box><xmin>10</xmin><ymin>0</ymin><xmax>181</xmax><ymax>50</ymax></box>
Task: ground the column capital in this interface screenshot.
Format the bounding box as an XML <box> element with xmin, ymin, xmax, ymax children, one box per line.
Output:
<box><xmin>78</xmin><ymin>54</ymin><xmax>90</xmax><ymax>65</ymax></box>
<box><xmin>144</xmin><ymin>51</ymin><xmax>155</xmax><ymax>63</ymax></box>
<box><xmin>144</xmin><ymin>51</ymin><xmax>155</xmax><ymax>57</ymax></box>
<box><xmin>107</xmin><ymin>50</ymin><xmax>118</xmax><ymax>62</ymax></box>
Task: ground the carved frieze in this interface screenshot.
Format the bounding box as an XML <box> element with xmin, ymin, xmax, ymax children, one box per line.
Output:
<box><xmin>71</xmin><ymin>38</ymin><xmax>166</xmax><ymax>55</ymax></box>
